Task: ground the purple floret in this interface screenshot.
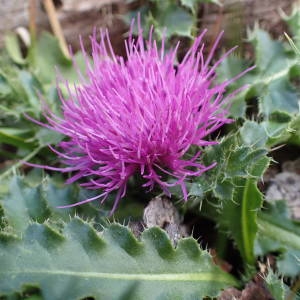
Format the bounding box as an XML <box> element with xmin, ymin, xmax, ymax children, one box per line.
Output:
<box><xmin>28</xmin><ymin>22</ymin><xmax>252</xmax><ymax>212</ymax></box>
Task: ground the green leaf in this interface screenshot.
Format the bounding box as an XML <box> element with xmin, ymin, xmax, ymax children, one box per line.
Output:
<box><xmin>248</xmin><ymin>27</ymin><xmax>288</xmax><ymax>76</ymax></box>
<box><xmin>284</xmin><ymin>32</ymin><xmax>300</xmax><ymax>57</ymax></box>
<box><xmin>27</xmin><ymin>32</ymin><xmax>87</xmax><ymax>90</ymax></box>
<box><xmin>191</xmin><ymin>132</ymin><xmax>268</xmax><ymax>265</ymax></box>
<box><xmin>256</xmin><ymin>201</ymin><xmax>300</xmax><ymax>277</ymax></box>
<box><xmin>151</xmin><ymin>3</ymin><xmax>194</xmax><ymax>38</ymax></box>
<box><xmin>221</xmin><ymin>178</ymin><xmax>264</xmax><ymax>265</ymax></box>
<box><xmin>0</xmin><ymin>175</ymin><xmax>104</xmax><ymax>235</ymax></box>
<box><xmin>1</xmin><ymin>177</ymin><xmax>50</xmax><ymax>234</ymax></box>
<box><xmin>18</xmin><ymin>70</ymin><xmax>43</xmax><ymax>112</ymax></box>
<box><xmin>180</xmin><ymin>0</ymin><xmax>220</xmax><ymax>12</ymax></box>
<box><xmin>281</xmin><ymin>5</ymin><xmax>300</xmax><ymax>49</ymax></box>
<box><xmin>28</xmin><ymin>32</ymin><xmax>72</xmax><ymax>85</ymax></box>
<box><xmin>264</xmin><ymin>269</ymin><xmax>287</xmax><ymax>300</ymax></box>
<box><xmin>0</xmin><ymin>220</ymin><xmax>238</xmax><ymax>299</ymax></box>
<box><xmin>0</xmin><ymin>67</ymin><xmax>31</xmax><ymax>118</ymax></box>
<box><xmin>0</xmin><ymin>66</ymin><xmax>45</xmax><ymax>120</ymax></box>
<box><xmin>217</xmin><ymin>24</ymin><xmax>300</xmax><ymax>147</ymax></box>
<box><xmin>35</xmin><ymin>128</ymin><xmax>63</xmax><ymax>147</ymax></box>
<box><xmin>218</xmin><ymin>26</ymin><xmax>299</xmax><ymax>115</ymax></box>
<box><xmin>216</xmin><ymin>56</ymin><xmax>253</xmax><ymax>118</ymax></box>
<box><xmin>0</xmin><ymin>172</ymin><xmax>147</xmax><ymax>233</ymax></box>
<box><xmin>0</xmin><ymin>72</ymin><xmax>13</xmax><ymax>100</ymax></box>
<box><xmin>194</xmin><ymin>134</ymin><xmax>270</xmax><ymax>200</ymax></box>
<box><xmin>239</xmin><ymin>118</ymin><xmax>300</xmax><ymax>148</ymax></box>
<box><xmin>4</xmin><ymin>33</ymin><xmax>26</xmax><ymax>65</ymax></box>
<box><xmin>0</xmin><ymin>127</ymin><xmax>35</xmax><ymax>150</ymax></box>
<box><xmin>247</xmin><ymin>27</ymin><xmax>299</xmax><ymax>119</ymax></box>
<box><xmin>258</xmin><ymin>77</ymin><xmax>299</xmax><ymax>117</ymax></box>
<box><xmin>287</xmin><ymin>114</ymin><xmax>300</xmax><ymax>145</ymax></box>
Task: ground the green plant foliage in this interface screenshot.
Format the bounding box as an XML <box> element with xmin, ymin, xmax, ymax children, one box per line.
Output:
<box><xmin>239</xmin><ymin>120</ymin><xmax>268</xmax><ymax>147</ymax></box>
<box><xmin>0</xmin><ymin>127</ymin><xmax>35</xmax><ymax>150</ymax></box>
<box><xmin>256</xmin><ymin>201</ymin><xmax>300</xmax><ymax>277</ymax></box>
<box><xmin>149</xmin><ymin>0</ymin><xmax>194</xmax><ymax>38</ymax></box>
<box><xmin>4</xmin><ymin>33</ymin><xmax>27</xmax><ymax>65</ymax></box>
<box><xmin>185</xmin><ymin>125</ymin><xmax>270</xmax><ymax>266</ymax></box>
<box><xmin>2</xmin><ymin>176</ymin><xmax>50</xmax><ymax>234</ymax></box>
<box><xmin>221</xmin><ymin>178</ymin><xmax>264</xmax><ymax>265</ymax></box>
<box><xmin>28</xmin><ymin>32</ymin><xmax>86</xmax><ymax>87</ymax></box>
<box><xmin>0</xmin><ymin>172</ymin><xmax>147</xmax><ymax>235</ymax></box>
<box><xmin>1</xmin><ymin>4</ymin><xmax>300</xmax><ymax>297</ymax></box>
<box><xmin>251</xmin><ymin>27</ymin><xmax>297</xmax><ymax>116</ymax></box>
<box><xmin>193</xmin><ymin>129</ymin><xmax>270</xmax><ymax>201</ymax></box>
<box><xmin>0</xmin><ymin>219</ymin><xmax>238</xmax><ymax>300</ymax></box>
<box><xmin>0</xmin><ymin>174</ymin><xmax>107</xmax><ymax>235</ymax></box>
<box><xmin>217</xmin><ymin>25</ymin><xmax>300</xmax><ymax>146</ymax></box>
<box><xmin>281</xmin><ymin>4</ymin><xmax>300</xmax><ymax>49</ymax></box>
<box><xmin>264</xmin><ymin>269</ymin><xmax>287</xmax><ymax>300</ymax></box>
<box><xmin>180</xmin><ymin>0</ymin><xmax>220</xmax><ymax>12</ymax></box>
<box><xmin>126</xmin><ymin>0</ymin><xmax>219</xmax><ymax>40</ymax></box>
<box><xmin>0</xmin><ymin>32</ymin><xmax>85</xmax><ymax>179</ymax></box>
<box><xmin>285</xmin><ymin>32</ymin><xmax>300</xmax><ymax>57</ymax></box>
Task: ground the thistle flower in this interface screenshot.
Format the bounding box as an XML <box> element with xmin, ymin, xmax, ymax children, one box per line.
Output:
<box><xmin>28</xmin><ymin>23</ymin><xmax>251</xmax><ymax>212</ymax></box>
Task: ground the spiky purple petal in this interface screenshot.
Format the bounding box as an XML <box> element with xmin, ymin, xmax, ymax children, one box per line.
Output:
<box><xmin>29</xmin><ymin>23</ymin><xmax>252</xmax><ymax>212</ymax></box>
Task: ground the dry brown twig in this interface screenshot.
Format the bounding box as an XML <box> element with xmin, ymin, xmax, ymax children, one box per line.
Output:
<box><xmin>42</xmin><ymin>0</ymin><xmax>70</xmax><ymax>58</ymax></box>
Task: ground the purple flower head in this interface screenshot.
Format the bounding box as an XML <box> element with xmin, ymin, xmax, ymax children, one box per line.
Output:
<box><xmin>29</xmin><ymin>22</ymin><xmax>251</xmax><ymax>213</ymax></box>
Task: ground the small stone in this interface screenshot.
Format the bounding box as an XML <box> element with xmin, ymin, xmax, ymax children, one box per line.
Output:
<box><xmin>265</xmin><ymin>171</ymin><xmax>300</xmax><ymax>220</ymax></box>
<box><xmin>240</xmin><ymin>281</ymin><xmax>272</xmax><ymax>300</ymax></box>
<box><xmin>143</xmin><ymin>196</ymin><xmax>187</xmax><ymax>245</ymax></box>
<box><xmin>282</xmin><ymin>158</ymin><xmax>300</xmax><ymax>174</ymax></box>
<box><xmin>143</xmin><ymin>196</ymin><xmax>181</xmax><ymax>228</ymax></box>
<box><xmin>218</xmin><ymin>287</ymin><xmax>241</xmax><ymax>300</ymax></box>
<box><xmin>128</xmin><ymin>221</ymin><xmax>144</xmax><ymax>238</ymax></box>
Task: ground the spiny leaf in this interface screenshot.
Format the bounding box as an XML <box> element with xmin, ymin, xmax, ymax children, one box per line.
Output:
<box><xmin>285</xmin><ymin>32</ymin><xmax>300</xmax><ymax>57</ymax></box>
<box><xmin>190</xmin><ymin>131</ymin><xmax>268</xmax><ymax>265</ymax></box>
<box><xmin>217</xmin><ymin>24</ymin><xmax>300</xmax><ymax>147</ymax></box>
<box><xmin>287</xmin><ymin>114</ymin><xmax>300</xmax><ymax>145</ymax></box>
<box><xmin>0</xmin><ymin>172</ymin><xmax>146</xmax><ymax>233</ymax></box>
<box><xmin>248</xmin><ymin>27</ymin><xmax>289</xmax><ymax>76</ymax></box>
<box><xmin>193</xmin><ymin>133</ymin><xmax>270</xmax><ymax>201</ymax></box>
<box><xmin>258</xmin><ymin>77</ymin><xmax>298</xmax><ymax>117</ymax></box>
<box><xmin>1</xmin><ymin>177</ymin><xmax>50</xmax><ymax>234</ymax></box>
<box><xmin>0</xmin><ymin>175</ymin><xmax>106</xmax><ymax>235</ymax></box>
<box><xmin>127</xmin><ymin>0</ymin><xmax>197</xmax><ymax>40</ymax></box>
<box><xmin>220</xmin><ymin>178</ymin><xmax>264</xmax><ymax>265</ymax></box>
<box><xmin>256</xmin><ymin>201</ymin><xmax>300</xmax><ymax>277</ymax></box>
<box><xmin>0</xmin><ymin>220</ymin><xmax>238</xmax><ymax>300</ymax></box>
<box><xmin>247</xmin><ymin>27</ymin><xmax>298</xmax><ymax>117</ymax></box>
<box><xmin>239</xmin><ymin>117</ymin><xmax>300</xmax><ymax>148</ymax></box>
<box><xmin>150</xmin><ymin>2</ymin><xmax>194</xmax><ymax>38</ymax></box>
<box><xmin>264</xmin><ymin>269</ymin><xmax>287</xmax><ymax>300</ymax></box>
